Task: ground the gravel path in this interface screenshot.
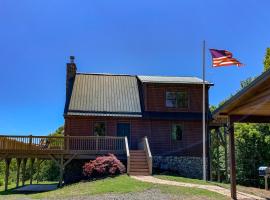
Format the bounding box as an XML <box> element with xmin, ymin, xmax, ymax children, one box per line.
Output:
<box><xmin>53</xmin><ymin>189</ymin><xmax>215</xmax><ymax>200</ymax></box>
<box><xmin>131</xmin><ymin>176</ymin><xmax>265</xmax><ymax>200</ymax></box>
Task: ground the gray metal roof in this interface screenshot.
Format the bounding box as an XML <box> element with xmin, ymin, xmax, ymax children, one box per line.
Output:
<box><xmin>67</xmin><ymin>74</ymin><xmax>142</xmax><ymax>117</ymax></box>
<box><xmin>138</xmin><ymin>75</ymin><xmax>212</xmax><ymax>85</ymax></box>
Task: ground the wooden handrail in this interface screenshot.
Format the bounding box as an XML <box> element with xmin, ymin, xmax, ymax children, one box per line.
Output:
<box><xmin>124</xmin><ymin>137</ymin><xmax>130</xmax><ymax>175</ymax></box>
<box><xmin>0</xmin><ymin>135</ymin><xmax>125</xmax><ymax>139</ymax></box>
<box><xmin>0</xmin><ymin>135</ymin><xmax>126</xmax><ymax>154</ymax></box>
<box><xmin>139</xmin><ymin>136</ymin><xmax>152</xmax><ymax>175</ymax></box>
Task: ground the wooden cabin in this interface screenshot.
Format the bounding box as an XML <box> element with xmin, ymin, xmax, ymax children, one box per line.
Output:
<box><xmin>0</xmin><ymin>57</ymin><xmax>212</xmax><ymax>189</ymax></box>
<box><xmin>64</xmin><ymin>57</ymin><xmax>213</xmax><ymax>178</ymax></box>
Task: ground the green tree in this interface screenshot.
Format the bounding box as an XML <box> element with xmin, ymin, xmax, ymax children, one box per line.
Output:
<box><xmin>264</xmin><ymin>48</ymin><xmax>270</xmax><ymax>72</ymax></box>
<box><xmin>240</xmin><ymin>77</ymin><xmax>255</xmax><ymax>89</ymax></box>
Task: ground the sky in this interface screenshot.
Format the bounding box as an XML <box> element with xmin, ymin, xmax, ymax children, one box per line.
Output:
<box><xmin>0</xmin><ymin>0</ymin><xmax>269</xmax><ymax>135</ymax></box>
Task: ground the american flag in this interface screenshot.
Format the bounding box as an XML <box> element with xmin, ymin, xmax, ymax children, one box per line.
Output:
<box><xmin>209</xmin><ymin>49</ymin><xmax>243</xmax><ymax>67</ymax></box>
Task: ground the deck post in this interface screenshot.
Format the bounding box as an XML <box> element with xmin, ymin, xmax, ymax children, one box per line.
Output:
<box><xmin>59</xmin><ymin>155</ymin><xmax>64</xmax><ymax>187</ymax></box>
<box><xmin>228</xmin><ymin>117</ymin><xmax>237</xmax><ymax>200</ymax></box>
<box><xmin>224</xmin><ymin>125</ymin><xmax>228</xmax><ymax>182</ymax></box>
<box><xmin>16</xmin><ymin>158</ymin><xmax>22</xmax><ymax>188</ymax></box>
<box><xmin>66</xmin><ymin>135</ymin><xmax>70</xmax><ymax>152</ymax></box>
<box><xmin>37</xmin><ymin>159</ymin><xmax>40</xmax><ymax>184</ymax></box>
<box><xmin>216</xmin><ymin>128</ymin><xmax>221</xmax><ymax>182</ymax></box>
<box><xmin>209</xmin><ymin>128</ymin><xmax>213</xmax><ymax>181</ymax></box>
<box><xmin>96</xmin><ymin>137</ymin><xmax>99</xmax><ymax>152</ymax></box>
<box><xmin>29</xmin><ymin>134</ymin><xmax>32</xmax><ymax>150</ymax></box>
<box><xmin>22</xmin><ymin>158</ymin><xmax>27</xmax><ymax>186</ymax></box>
<box><xmin>30</xmin><ymin>158</ymin><xmax>35</xmax><ymax>185</ymax></box>
<box><xmin>4</xmin><ymin>158</ymin><xmax>11</xmax><ymax>191</ymax></box>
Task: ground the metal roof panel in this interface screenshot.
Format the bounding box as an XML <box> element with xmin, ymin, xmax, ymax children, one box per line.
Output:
<box><xmin>138</xmin><ymin>75</ymin><xmax>212</xmax><ymax>85</ymax></box>
<box><xmin>67</xmin><ymin>74</ymin><xmax>142</xmax><ymax>116</ymax></box>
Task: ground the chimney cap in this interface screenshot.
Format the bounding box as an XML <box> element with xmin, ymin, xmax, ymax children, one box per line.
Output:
<box><xmin>70</xmin><ymin>56</ymin><xmax>75</xmax><ymax>63</ymax></box>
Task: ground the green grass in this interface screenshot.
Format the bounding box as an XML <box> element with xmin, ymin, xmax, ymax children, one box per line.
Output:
<box><xmin>0</xmin><ymin>175</ymin><xmax>229</xmax><ymax>200</ymax></box>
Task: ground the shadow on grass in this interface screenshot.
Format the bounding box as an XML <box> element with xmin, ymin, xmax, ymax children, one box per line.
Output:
<box><xmin>0</xmin><ymin>184</ymin><xmax>58</xmax><ymax>195</ymax></box>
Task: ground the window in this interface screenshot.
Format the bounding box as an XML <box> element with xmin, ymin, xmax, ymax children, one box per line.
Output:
<box><xmin>172</xmin><ymin>124</ymin><xmax>183</xmax><ymax>141</ymax></box>
<box><xmin>93</xmin><ymin>122</ymin><xmax>106</xmax><ymax>136</ymax></box>
<box><xmin>166</xmin><ymin>91</ymin><xmax>188</xmax><ymax>108</ymax></box>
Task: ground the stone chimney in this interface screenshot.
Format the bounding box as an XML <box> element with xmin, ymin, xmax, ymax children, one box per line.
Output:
<box><xmin>66</xmin><ymin>56</ymin><xmax>77</xmax><ymax>100</ymax></box>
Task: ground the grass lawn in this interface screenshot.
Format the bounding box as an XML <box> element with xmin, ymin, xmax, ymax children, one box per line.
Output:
<box><xmin>154</xmin><ymin>174</ymin><xmax>270</xmax><ymax>199</ymax></box>
<box><xmin>0</xmin><ymin>175</ymin><xmax>229</xmax><ymax>200</ymax></box>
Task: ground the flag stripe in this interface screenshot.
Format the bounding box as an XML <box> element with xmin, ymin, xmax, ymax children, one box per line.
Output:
<box><xmin>209</xmin><ymin>49</ymin><xmax>243</xmax><ymax>67</ymax></box>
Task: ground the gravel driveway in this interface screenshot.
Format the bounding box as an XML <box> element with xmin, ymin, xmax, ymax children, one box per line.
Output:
<box><xmin>52</xmin><ymin>189</ymin><xmax>214</xmax><ymax>200</ymax></box>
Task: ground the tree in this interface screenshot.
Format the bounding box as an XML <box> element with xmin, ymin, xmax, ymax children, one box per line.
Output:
<box><xmin>264</xmin><ymin>48</ymin><xmax>270</xmax><ymax>72</ymax></box>
<box><xmin>240</xmin><ymin>77</ymin><xmax>255</xmax><ymax>89</ymax></box>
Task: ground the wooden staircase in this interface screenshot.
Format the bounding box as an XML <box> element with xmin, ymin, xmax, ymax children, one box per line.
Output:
<box><xmin>129</xmin><ymin>150</ymin><xmax>150</xmax><ymax>175</ymax></box>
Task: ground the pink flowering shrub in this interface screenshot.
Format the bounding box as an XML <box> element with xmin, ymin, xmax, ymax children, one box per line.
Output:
<box><xmin>83</xmin><ymin>154</ymin><xmax>126</xmax><ymax>178</ymax></box>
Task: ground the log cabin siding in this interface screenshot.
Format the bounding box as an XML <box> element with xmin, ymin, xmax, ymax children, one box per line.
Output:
<box><xmin>64</xmin><ymin>116</ymin><xmax>203</xmax><ymax>157</ymax></box>
<box><xmin>143</xmin><ymin>83</ymin><xmax>208</xmax><ymax>113</ymax></box>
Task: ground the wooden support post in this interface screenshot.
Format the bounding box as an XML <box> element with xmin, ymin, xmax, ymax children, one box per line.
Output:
<box><xmin>265</xmin><ymin>175</ymin><xmax>269</xmax><ymax>190</ymax></box>
<box><xmin>30</xmin><ymin>158</ymin><xmax>35</xmax><ymax>185</ymax></box>
<box><xmin>29</xmin><ymin>135</ymin><xmax>33</xmax><ymax>150</ymax></box>
<box><xmin>22</xmin><ymin>158</ymin><xmax>27</xmax><ymax>186</ymax></box>
<box><xmin>16</xmin><ymin>158</ymin><xmax>22</xmax><ymax>188</ymax></box>
<box><xmin>228</xmin><ymin>119</ymin><xmax>237</xmax><ymax>200</ymax></box>
<box><xmin>224</xmin><ymin>125</ymin><xmax>228</xmax><ymax>182</ymax></box>
<box><xmin>59</xmin><ymin>155</ymin><xmax>64</xmax><ymax>187</ymax></box>
<box><xmin>216</xmin><ymin>128</ymin><xmax>221</xmax><ymax>183</ymax></box>
<box><xmin>4</xmin><ymin>158</ymin><xmax>11</xmax><ymax>191</ymax></box>
<box><xmin>209</xmin><ymin>128</ymin><xmax>213</xmax><ymax>181</ymax></box>
<box><xmin>37</xmin><ymin>159</ymin><xmax>40</xmax><ymax>184</ymax></box>
<box><xmin>66</xmin><ymin>135</ymin><xmax>70</xmax><ymax>152</ymax></box>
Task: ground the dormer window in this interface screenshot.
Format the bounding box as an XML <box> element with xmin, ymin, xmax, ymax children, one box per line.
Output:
<box><xmin>166</xmin><ymin>91</ymin><xmax>188</xmax><ymax>108</ymax></box>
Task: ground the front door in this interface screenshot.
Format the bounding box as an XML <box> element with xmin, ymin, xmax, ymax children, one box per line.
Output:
<box><xmin>117</xmin><ymin>123</ymin><xmax>131</xmax><ymax>145</ymax></box>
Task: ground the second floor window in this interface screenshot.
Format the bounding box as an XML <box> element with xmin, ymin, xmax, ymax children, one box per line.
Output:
<box><xmin>166</xmin><ymin>91</ymin><xmax>188</xmax><ymax>108</ymax></box>
<box><xmin>93</xmin><ymin>122</ymin><xmax>106</xmax><ymax>136</ymax></box>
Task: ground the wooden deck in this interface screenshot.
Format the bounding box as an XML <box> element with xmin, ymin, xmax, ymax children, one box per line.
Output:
<box><xmin>0</xmin><ymin>135</ymin><xmax>129</xmax><ymax>191</ymax></box>
<box><xmin>0</xmin><ymin>135</ymin><xmax>127</xmax><ymax>159</ymax></box>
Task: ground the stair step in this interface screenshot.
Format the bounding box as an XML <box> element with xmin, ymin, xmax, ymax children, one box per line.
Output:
<box><xmin>130</xmin><ymin>159</ymin><xmax>147</xmax><ymax>162</ymax></box>
<box><xmin>130</xmin><ymin>154</ymin><xmax>146</xmax><ymax>157</ymax></box>
<box><xmin>130</xmin><ymin>163</ymin><xmax>147</xmax><ymax>166</ymax></box>
<box><xmin>130</xmin><ymin>162</ymin><xmax>148</xmax><ymax>164</ymax></box>
<box><xmin>129</xmin><ymin>172</ymin><xmax>150</xmax><ymax>176</ymax></box>
<box><xmin>130</xmin><ymin>168</ymin><xmax>149</xmax><ymax>172</ymax></box>
<box><xmin>130</xmin><ymin>150</ymin><xmax>145</xmax><ymax>153</ymax></box>
<box><xmin>130</xmin><ymin>167</ymin><xmax>149</xmax><ymax>170</ymax></box>
<box><xmin>130</xmin><ymin>163</ymin><xmax>148</xmax><ymax>168</ymax></box>
<box><xmin>130</xmin><ymin>156</ymin><xmax>147</xmax><ymax>158</ymax></box>
<box><xmin>130</xmin><ymin>155</ymin><xmax>146</xmax><ymax>158</ymax></box>
<box><xmin>130</xmin><ymin>151</ymin><xmax>145</xmax><ymax>153</ymax></box>
<box><xmin>130</xmin><ymin>157</ymin><xmax>147</xmax><ymax>160</ymax></box>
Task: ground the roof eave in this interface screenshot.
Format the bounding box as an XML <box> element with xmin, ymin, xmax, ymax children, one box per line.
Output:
<box><xmin>213</xmin><ymin>69</ymin><xmax>270</xmax><ymax>118</ymax></box>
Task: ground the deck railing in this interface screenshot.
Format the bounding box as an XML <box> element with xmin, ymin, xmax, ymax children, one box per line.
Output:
<box><xmin>139</xmin><ymin>136</ymin><xmax>152</xmax><ymax>174</ymax></box>
<box><xmin>0</xmin><ymin>135</ymin><xmax>126</xmax><ymax>155</ymax></box>
<box><xmin>124</xmin><ymin>137</ymin><xmax>130</xmax><ymax>174</ymax></box>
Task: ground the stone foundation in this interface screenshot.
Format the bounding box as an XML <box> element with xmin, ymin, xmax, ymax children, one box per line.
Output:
<box><xmin>153</xmin><ymin>156</ymin><xmax>204</xmax><ymax>179</ymax></box>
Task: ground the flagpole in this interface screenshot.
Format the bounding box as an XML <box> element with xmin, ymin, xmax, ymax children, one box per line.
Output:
<box><xmin>202</xmin><ymin>40</ymin><xmax>207</xmax><ymax>181</ymax></box>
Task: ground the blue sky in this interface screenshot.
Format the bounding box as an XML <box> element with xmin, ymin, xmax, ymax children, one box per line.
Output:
<box><xmin>0</xmin><ymin>0</ymin><xmax>269</xmax><ymax>135</ymax></box>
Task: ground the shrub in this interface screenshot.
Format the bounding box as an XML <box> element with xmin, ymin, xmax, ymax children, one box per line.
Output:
<box><xmin>83</xmin><ymin>154</ymin><xmax>126</xmax><ymax>178</ymax></box>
